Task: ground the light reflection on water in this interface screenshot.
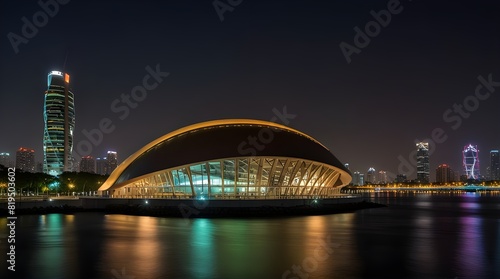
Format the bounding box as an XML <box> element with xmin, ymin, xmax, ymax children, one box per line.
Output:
<box><xmin>0</xmin><ymin>192</ymin><xmax>499</xmax><ymax>279</ymax></box>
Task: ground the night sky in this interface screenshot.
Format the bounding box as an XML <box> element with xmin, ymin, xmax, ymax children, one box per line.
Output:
<box><xmin>1</xmin><ymin>0</ymin><xmax>499</xmax><ymax>180</ymax></box>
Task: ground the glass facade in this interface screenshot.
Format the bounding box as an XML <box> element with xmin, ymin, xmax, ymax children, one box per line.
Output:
<box><xmin>490</xmin><ymin>150</ymin><xmax>499</xmax><ymax>181</ymax></box>
<box><xmin>43</xmin><ymin>71</ymin><xmax>75</xmax><ymax>176</ymax></box>
<box><xmin>109</xmin><ymin>156</ymin><xmax>344</xmax><ymax>199</ymax></box>
<box><xmin>416</xmin><ymin>142</ymin><xmax>430</xmax><ymax>183</ymax></box>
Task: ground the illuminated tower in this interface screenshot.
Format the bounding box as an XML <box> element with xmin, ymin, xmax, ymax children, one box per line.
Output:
<box><xmin>490</xmin><ymin>150</ymin><xmax>499</xmax><ymax>180</ymax></box>
<box><xmin>377</xmin><ymin>170</ymin><xmax>388</xmax><ymax>184</ymax></box>
<box><xmin>43</xmin><ymin>71</ymin><xmax>75</xmax><ymax>176</ymax></box>
<box><xmin>0</xmin><ymin>152</ymin><xmax>11</xmax><ymax>168</ymax></box>
<box><xmin>344</xmin><ymin>163</ymin><xmax>350</xmax><ymax>171</ymax></box>
<box><xmin>80</xmin><ymin>156</ymin><xmax>96</xmax><ymax>173</ymax></box>
<box><xmin>463</xmin><ymin>144</ymin><xmax>480</xmax><ymax>180</ymax></box>
<box><xmin>95</xmin><ymin>157</ymin><xmax>106</xmax><ymax>175</ymax></box>
<box><xmin>366</xmin><ymin>167</ymin><xmax>376</xmax><ymax>184</ymax></box>
<box><xmin>16</xmin><ymin>147</ymin><xmax>35</xmax><ymax>172</ymax></box>
<box><xmin>352</xmin><ymin>171</ymin><xmax>364</xmax><ymax>186</ymax></box>
<box><xmin>416</xmin><ymin>142</ymin><xmax>430</xmax><ymax>183</ymax></box>
<box><xmin>105</xmin><ymin>151</ymin><xmax>118</xmax><ymax>175</ymax></box>
<box><xmin>436</xmin><ymin>164</ymin><xmax>454</xmax><ymax>183</ymax></box>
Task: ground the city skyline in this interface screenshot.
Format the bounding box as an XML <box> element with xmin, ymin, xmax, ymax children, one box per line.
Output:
<box><xmin>1</xmin><ymin>127</ymin><xmax>498</xmax><ymax>182</ymax></box>
<box><xmin>1</xmin><ymin>0</ymin><xmax>499</xmax><ymax>180</ymax></box>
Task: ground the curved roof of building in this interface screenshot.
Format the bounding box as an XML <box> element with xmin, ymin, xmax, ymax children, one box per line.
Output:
<box><xmin>99</xmin><ymin>119</ymin><xmax>350</xmax><ymax>191</ymax></box>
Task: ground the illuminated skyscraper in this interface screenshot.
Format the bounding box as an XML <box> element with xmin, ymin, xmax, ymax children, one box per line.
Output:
<box><xmin>366</xmin><ymin>167</ymin><xmax>376</xmax><ymax>184</ymax></box>
<box><xmin>490</xmin><ymin>150</ymin><xmax>499</xmax><ymax>180</ymax></box>
<box><xmin>352</xmin><ymin>171</ymin><xmax>364</xmax><ymax>186</ymax></box>
<box><xmin>0</xmin><ymin>152</ymin><xmax>11</xmax><ymax>168</ymax></box>
<box><xmin>416</xmin><ymin>142</ymin><xmax>430</xmax><ymax>183</ymax></box>
<box><xmin>344</xmin><ymin>163</ymin><xmax>350</xmax><ymax>171</ymax></box>
<box><xmin>105</xmin><ymin>151</ymin><xmax>118</xmax><ymax>175</ymax></box>
<box><xmin>96</xmin><ymin>157</ymin><xmax>106</xmax><ymax>175</ymax></box>
<box><xmin>378</xmin><ymin>170</ymin><xmax>388</xmax><ymax>184</ymax></box>
<box><xmin>16</xmin><ymin>147</ymin><xmax>35</xmax><ymax>172</ymax></box>
<box><xmin>80</xmin><ymin>156</ymin><xmax>96</xmax><ymax>173</ymax></box>
<box><xmin>463</xmin><ymin>144</ymin><xmax>480</xmax><ymax>180</ymax></box>
<box><xmin>436</xmin><ymin>164</ymin><xmax>454</xmax><ymax>183</ymax></box>
<box><xmin>43</xmin><ymin>71</ymin><xmax>75</xmax><ymax>176</ymax></box>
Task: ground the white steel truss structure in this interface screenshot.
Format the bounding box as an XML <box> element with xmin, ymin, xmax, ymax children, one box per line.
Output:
<box><xmin>463</xmin><ymin>144</ymin><xmax>480</xmax><ymax>180</ymax></box>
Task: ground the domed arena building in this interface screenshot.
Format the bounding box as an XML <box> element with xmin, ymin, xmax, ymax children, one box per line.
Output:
<box><xmin>98</xmin><ymin>119</ymin><xmax>351</xmax><ymax>200</ymax></box>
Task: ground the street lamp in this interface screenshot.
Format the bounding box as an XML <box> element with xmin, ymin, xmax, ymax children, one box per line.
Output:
<box><xmin>69</xmin><ymin>183</ymin><xmax>75</xmax><ymax>196</ymax></box>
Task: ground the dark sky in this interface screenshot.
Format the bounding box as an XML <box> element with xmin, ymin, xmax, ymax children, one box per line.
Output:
<box><xmin>1</xmin><ymin>0</ymin><xmax>499</xmax><ymax>180</ymax></box>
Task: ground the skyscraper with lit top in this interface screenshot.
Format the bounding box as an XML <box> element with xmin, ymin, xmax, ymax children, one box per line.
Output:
<box><xmin>436</xmin><ymin>164</ymin><xmax>454</xmax><ymax>183</ymax></box>
<box><xmin>490</xmin><ymin>150</ymin><xmax>499</xmax><ymax>180</ymax></box>
<box><xmin>416</xmin><ymin>142</ymin><xmax>430</xmax><ymax>183</ymax></box>
<box><xmin>16</xmin><ymin>147</ymin><xmax>35</xmax><ymax>172</ymax></box>
<box><xmin>80</xmin><ymin>156</ymin><xmax>96</xmax><ymax>173</ymax></box>
<box><xmin>463</xmin><ymin>144</ymin><xmax>480</xmax><ymax>180</ymax></box>
<box><xmin>43</xmin><ymin>71</ymin><xmax>75</xmax><ymax>176</ymax></box>
<box><xmin>106</xmin><ymin>151</ymin><xmax>118</xmax><ymax>175</ymax></box>
<box><xmin>0</xmin><ymin>152</ymin><xmax>11</xmax><ymax>168</ymax></box>
<box><xmin>366</xmin><ymin>167</ymin><xmax>376</xmax><ymax>184</ymax></box>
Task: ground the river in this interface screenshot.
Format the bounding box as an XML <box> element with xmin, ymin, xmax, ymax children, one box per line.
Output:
<box><xmin>1</xmin><ymin>191</ymin><xmax>499</xmax><ymax>279</ymax></box>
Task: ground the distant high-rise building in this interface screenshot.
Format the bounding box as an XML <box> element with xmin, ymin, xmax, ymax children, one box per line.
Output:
<box><xmin>80</xmin><ymin>156</ymin><xmax>96</xmax><ymax>173</ymax></box>
<box><xmin>490</xmin><ymin>150</ymin><xmax>499</xmax><ymax>180</ymax></box>
<box><xmin>463</xmin><ymin>144</ymin><xmax>480</xmax><ymax>180</ymax></box>
<box><xmin>352</xmin><ymin>171</ymin><xmax>364</xmax><ymax>186</ymax></box>
<box><xmin>366</xmin><ymin>167</ymin><xmax>376</xmax><ymax>184</ymax></box>
<box><xmin>96</xmin><ymin>157</ymin><xmax>106</xmax><ymax>175</ymax></box>
<box><xmin>43</xmin><ymin>70</ymin><xmax>75</xmax><ymax>176</ymax></box>
<box><xmin>16</xmin><ymin>147</ymin><xmax>35</xmax><ymax>172</ymax></box>
<box><xmin>416</xmin><ymin>142</ymin><xmax>430</xmax><ymax>183</ymax></box>
<box><xmin>395</xmin><ymin>174</ymin><xmax>407</xmax><ymax>183</ymax></box>
<box><xmin>378</xmin><ymin>170</ymin><xmax>388</xmax><ymax>184</ymax></box>
<box><xmin>105</xmin><ymin>151</ymin><xmax>118</xmax><ymax>175</ymax></box>
<box><xmin>436</xmin><ymin>164</ymin><xmax>454</xmax><ymax>183</ymax></box>
<box><xmin>0</xmin><ymin>152</ymin><xmax>11</xmax><ymax>168</ymax></box>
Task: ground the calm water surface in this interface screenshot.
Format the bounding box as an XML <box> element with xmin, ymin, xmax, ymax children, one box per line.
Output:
<box><xmin>1</xmin><ymin>192</ymin><xmax>500</xmax><ymax>279</ymax></box>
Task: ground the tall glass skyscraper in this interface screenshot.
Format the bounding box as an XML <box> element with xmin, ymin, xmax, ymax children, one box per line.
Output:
<box><xmin>416</xmin><ymin>142</ymin><xmax>430</xmax><ymax>183</ymax></box>
<box><xmin>366</xmin><ymin>167</ymin><xmax>376</xmax><ymax>184</ymax></box>
<box><xmin>436</xmin><ymin>164</ymin><xmax>454</xmax><ymax>183</ymax></box>
<box><xmin>43</xmin><ymin>71</ymin><xmax>75</xmax><ymax>176</ymax></box>
<box><xmin>105</xmin><ymin>151</ymin><xmax>118</xmax><ymax>175</ymax></box>
<box><xmin>490</xmin><ymin>150</ymin><xmax>499</xmax><ymax>180</ymax></box>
